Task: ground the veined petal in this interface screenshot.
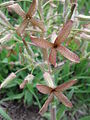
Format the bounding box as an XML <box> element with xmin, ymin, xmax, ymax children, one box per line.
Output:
<box><xmin>30</xmin><ymin>18</ymin><xmax>45</xmax><ymax>31</ymax></box>
<box><xmin>54</xmin><ymin>92</ymin><xmax>73</xmax><ymax>108</ymax></box>
<box><xmin>36</xmin><ymin>84</ymin><xmax>53</xmax><ymax>94</ymax></box>
<box><xmin>49</xmin><ymin>48</ymin><xmax>57</xmax><ymax>66</ymax></box>
<box><xmin>54</xmin><ymin>20</ymin><xmax>73</xmax><ymax>45</ymax></box>
<box><xmin>30</xmin><ymin>36</ymin><xmax>53</xmax><ymax>49</ymax></box>
<box><xmin>16</xmin><ymin>19</ymin><xmax>28</xmax><ymax>36</ymax></box>
<box><xmin>39</xmin><ymin>93</ymin><xmax>54</xmax><ymax>115</ymax></box>
<box><xmin>27</xmin><ymin>0</ymin><xmax>37</xmax><ymax>18</ymax></box>
<box><xmin>8</xmin><ymin>3</ymin><xmax>26</xmax><ymax>18</ymax></box>
<box><xmin>57</xmin><ymin>45</ymin><xmax>80</xmax><ymax>63</ymax></box>
<box><xmin>55</xmin><ymin>80</ymin><xmax>77</xmax><ymax>92</ymax></box>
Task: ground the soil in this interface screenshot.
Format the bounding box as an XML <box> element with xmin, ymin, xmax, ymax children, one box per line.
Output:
<box><xmin>0</xmin><ymin>100</ymin><xmax>90</xmax><ymax>120</ymax></box>
<box><xmin>0</xmin><ymin>102</ymin><xmax>46</xmax><ymax>120</ymax></box>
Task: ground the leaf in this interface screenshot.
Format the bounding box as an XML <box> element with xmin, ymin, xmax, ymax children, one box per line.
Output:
<box><xmin>30</xmin><ymin>36</ymin><xmax>53</xmax><ymax>49</ymax></box>
<box><xmin>26</xmin><ymin>84</ymin><xmax>41</xmax><ymax>108</ymax></box>
<box><xmin>0</xmin><ymin>107</ymin><xmax>12</xmax><ymax>120</ymax></box>
<box><xmin>24</xmin><ymin>90</ymin><xmax>33</xmax><ymax>105</ymax></box>
<box><xmin>79</xmin><ymin>116</ymin><xmax>90</xmax><ymax>120</ymax></box>
<box><xmin>0</xmin><ymin>93</ymin><xmax>24</xmax><ymax>103</ymax></box>
<box><xmin>56</xmin><ymin>105</ymin><xmax>66</xmax><ymax>120</ymax></box>
<box><xmin>57</xmin><ymin>45</ymin><xmax>80</xmax><ymax>63</ymax></box>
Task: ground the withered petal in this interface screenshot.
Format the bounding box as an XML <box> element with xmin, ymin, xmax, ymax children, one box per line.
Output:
<box><xmin>30</xmin><ymin>36</ymin><xmax>53</xmax><ymax>49</ymax></box>
<box><xmin>57</xmin><ymin>45</ymin><xmax>80</xmax><ymax>63</ymax></box>
<box><xmin>36</xmin><ymin>84</ymin><xmax>53</xmax><ymax>94</ymax></box>
<box><xmin>30</xmin><ymin>18</ymin><xmax>45</xmax><ymax>31</ymax></box>
<box><xmin>8</xmin><ymin>3</ymin><xmax>26</xmax><ymax>18</ymax></box>
<box><xmin>27</xmin><ymin>0</ymin><xmax>37</xmax><ymax>18</ymax></box>
<box><xmin>16</xmin><ymin>19</ymin><xmax>28</xmax><ymax>36</ymax></box>
<box><xmin>39</xmin><ymin>93</ymin><xmax>54</xmax><ymax>115</ymax></box>
<box><xmin>49</xmin><ymin>48</ymin><xmax>57</xmax><ymax>66</ymax></box>
<box><xmin>54</xmin><ymin>92</ymin><xmax>73</xmax><ymax>108</ymax></box>
<box><xmin>54</xmin><ymin>20</ymin><xmax>73</xmax><ymax>45</ymax></box>
<box><xmin>55</xmin><ymin>80</ymin><xmax>77</xmax><ymax>92</ymax></box>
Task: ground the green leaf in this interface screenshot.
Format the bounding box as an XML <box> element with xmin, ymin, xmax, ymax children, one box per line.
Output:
<box><xmin>24</xmin><ymin>90</ymin><xmax>33</xmax><ymax>105</ymax></box>
<box><xmin>56</xmin><ymin>105</ymin><xmax>66</xmax><ymax>120</ymax></box>
<box><xmin>26</xmin><ymin>84</ymin><xmax>41</xmax><ymax>108</ymax></box>
<box><xmin>79</xmin><ymin>116</ymin><xmax>90</xmax><ymax>120</ymax></box>
<box><xmin>0</xmin><ymin>93</ymin><xmax>24</xmax><ymax>103</ymax></box>
<box><xmin>0</xmin><ymin>107</ymin><xmax>12</xmax><ymax>120</ymax></box>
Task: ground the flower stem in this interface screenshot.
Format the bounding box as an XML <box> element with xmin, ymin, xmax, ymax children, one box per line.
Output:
<box><xmin>50</xmin><ymin>103</ymin><xmax>56</xmax><ymax>120</ymax></box>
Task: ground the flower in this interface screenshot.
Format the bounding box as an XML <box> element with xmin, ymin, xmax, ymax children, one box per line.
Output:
<box><xmin>30</xmin><ymin>20</ymin><xmax>80</xmax><ymax>66</ymax></box>
<box><xmin>37</xmin><ymin>79</ymin><xmax>77</xmax><ymax>115</ymax></box>
<box><xmin>8</xmin><ymin>0</ymin><xmax>45</xmax><ymax>36</ymax></box>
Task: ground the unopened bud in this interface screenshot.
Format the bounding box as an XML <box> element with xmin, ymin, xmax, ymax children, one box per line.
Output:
<box><xmin>0</xmin><ymin>72</ymin><xmax>16</xmax><ymax>89</ymax></box>
<box><xmin>19</xmin><ymin>74</ymin><xmax>34</xmax><ymax>89</ymax></box>
<box><xmin>24</xmin><ymin>74</ymin><xmax>34</xmax><ymax>83</ymax></box>
<box><xmin>43</xmin><ymin>72</ymin><xmax>55</xmax><ymax>88</ymax></box>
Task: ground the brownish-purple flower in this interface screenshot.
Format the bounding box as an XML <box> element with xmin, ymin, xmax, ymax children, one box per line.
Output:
<box><xmin>30</xmin><ymin>20</ymin><xmax>80</xmax><ymax>66</ymax></box>
<box><xmin>8</xmin><ymin>0</ymin><xmax>45</xmax><ymax>36</ymax></box>
<box><xmin>37</xmin><ymin>80</ymin><xmax>77</xmax><ymax>115</ymax></box>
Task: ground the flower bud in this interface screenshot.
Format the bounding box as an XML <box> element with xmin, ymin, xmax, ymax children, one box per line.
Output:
<box><xmin>20</xmin><ymin>74</ymin><xmax>34</xmax><ymax>89</ymax></box>
<box><xmin>43</xmin><ymin>72</ymin><xmax>55</xmax><ymax>88</ymax></box>
<box><xmin>0</xmin><ymin>72</ymin><xmax>16</xmax><ymax>89</ymax></box>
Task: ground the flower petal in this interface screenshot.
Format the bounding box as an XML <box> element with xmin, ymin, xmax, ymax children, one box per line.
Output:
<box><xmin>54</xmin><ymin>92</ymin><xmax>73</xmax><ymax>108</ymax></box>
<box><xmin>30</xmin><ymin>36</ymin><xmax>53</xmax><ymax>49</ymax></box>
<box><xmin>16</xmin><ymin>19</ymin><xmax>28</xmax><ymax>36</ymax></box>
<box><xmin>27</xmin><ymin>0</ymin><xmax>37</xmax><ymax>18</ymax></box>
<box><xmin>8</xmin><ymin>3</ymin><xmax>26</xmax><ymax>18</ymax></box>
<box><xmin>54</xmin><ymin>20</ymin><xmax>73</xmax><ymax>45</ymax></box>
<box><xmin>55</xmin><ymin>80</ymin><xmax>77</xmax><ymax>92</ymax></box>
<box><xmin>39</xmin><ymin>93</ymin><xmax>54</xmax><ymax>115</ymax></box>
<box><xmin>36</xmin><ymin>84</ymin><xmax>53</xmax><ymax>94</ymax></box>
<box><xmin>49</xmin><ymin>48</ymin><xmax>57</xmax><ymax>66</ymax></box>
<box><xmin>30</xmin><ymin>18</ymin><xmax>45</xmax><ymax>31</ymax></box>
<box><xmin>57</xmin><ymin>45</ymin><xmax>80</xmax><ymax>63</ymax></box>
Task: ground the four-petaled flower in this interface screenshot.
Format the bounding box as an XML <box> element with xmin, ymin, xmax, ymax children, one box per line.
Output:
<box><xmin>37</xmin><ymin>80</ymin><xmax>77</xmax><ymax>115</ymax></box>
<box><xmin>8</xmin><ymin>0</ymin><xmax>45</xmax><ymax>36</ymax></box>
<box><xmin>30</xmin><ymin>20</ymin><xmax>80</xmax><ymax>66</ymax></box>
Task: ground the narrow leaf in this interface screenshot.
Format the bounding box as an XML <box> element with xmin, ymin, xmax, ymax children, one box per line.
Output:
<box><xmin>0</xmin><ymin>107</ymin><xmax>12</xmax><ymax>120</ymax></box>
